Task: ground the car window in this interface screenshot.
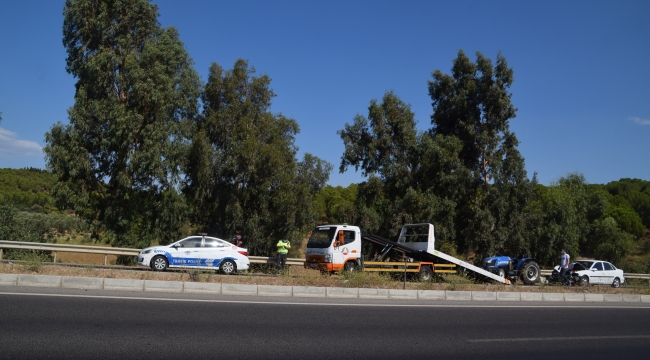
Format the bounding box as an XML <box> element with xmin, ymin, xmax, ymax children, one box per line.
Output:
<box><xmin>178</xmin><ymin>237</ymin><xmax>203</xmax><ymax>248</ymax></box>
<box><xmin>204</xmin><ymin>238</ymin><xmax>227</xmax><ymax>248</ymax></box>
<box><xmin>592</xmin><ymin>262</ymin><xmax>603</xmax><ymax>271</ymax></box>
<box><xmin>603</xmin><ymin>262</ymin><xmax>614</xmax><ymax>271</ymax></box>
<box><xmin>343</xmin><ymin>230</ymin><xmax>356</xmax><ymax>244</ymax></box>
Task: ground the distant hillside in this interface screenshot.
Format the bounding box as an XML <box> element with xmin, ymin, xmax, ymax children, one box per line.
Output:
<box><xmin>0</xmin><ymin>168</ymin><xmax>56</xmax><ymax>208</ymax></box>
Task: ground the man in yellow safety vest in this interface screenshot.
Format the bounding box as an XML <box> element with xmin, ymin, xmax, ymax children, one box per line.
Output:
<box><xmin>276</xmin><ymin>239</ymin><xmax>291</xmax><ymax>272</ymax></box>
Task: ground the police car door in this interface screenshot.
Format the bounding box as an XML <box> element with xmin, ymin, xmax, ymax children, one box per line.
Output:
<box><xmin>202</xmin><ymin>237</ymin><xmax>229</xmax><ymax>268</ymax></box>
<box><xmin>171</xmin><ymin>237</ymin><xmax>203</xmax><ymax>268</ymax></box>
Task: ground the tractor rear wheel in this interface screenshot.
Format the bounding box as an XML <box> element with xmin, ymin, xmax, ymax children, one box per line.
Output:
<box><xmin>521</xmin><ymin>261</ymin><xmax>541</xmax><ymax>285</ymax></box>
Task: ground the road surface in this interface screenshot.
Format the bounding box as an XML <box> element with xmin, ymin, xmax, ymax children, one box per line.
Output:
<box><xmin>1</xmin><ymin>287</ymin><xmax>649</xmax><ymax>359</ymax></box>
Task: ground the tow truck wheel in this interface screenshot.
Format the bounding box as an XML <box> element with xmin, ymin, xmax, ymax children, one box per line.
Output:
<box><xmin>344</xmin><ymin>261</ymin><xmax>357</xmax><ymax>273</ymax></box>
<box><xmin>521</xmin><ymin>261</ymin><xmax>540</xmax><ymax>285</ymax></box>
<box><xmin>151</xmin><ymin>256</ymin><xmax>168</xmax><ymax>271</ymax></box>
<box><xmin>419</xmin><ymin>266</ymin><xmax>433</xmax><ymax>282</ymax></box>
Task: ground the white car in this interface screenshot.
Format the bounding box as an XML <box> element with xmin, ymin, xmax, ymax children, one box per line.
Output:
<box><xmin>137</xmin><ymin>235</ymin><xmax>250</xmax><ymax>274</ymax></box>
<box><xmin>569</xmin><ymin>260</ymin><xmax>625</xmax><ymax>288</ymax></box>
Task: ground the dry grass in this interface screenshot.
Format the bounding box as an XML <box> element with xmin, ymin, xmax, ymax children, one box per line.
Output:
<box><xmin>1</xmin><ymin>262</ymin><xmax>648</xmax><ymax>295</ymax></box>
<box><xmin>55</xmin><ymin>252</ymin><xmax>119</xmax><ymax>265</ymax></box>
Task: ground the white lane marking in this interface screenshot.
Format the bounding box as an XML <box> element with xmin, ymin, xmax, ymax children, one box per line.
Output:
<box><xmin>469</xmin><ymin>335</ymin><xmax>650</xmax><ymax>343</ymax></box>
<box><xmin>1</xmin><ymin>291</ymin><xmax>650</xmax><ymax>309</ymax></box>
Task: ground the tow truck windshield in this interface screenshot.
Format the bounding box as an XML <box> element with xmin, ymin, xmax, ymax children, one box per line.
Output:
<box><xmin>307</xmin><ymin>227</ymin><xmax>337</xmax><ymax>248</ymax></box>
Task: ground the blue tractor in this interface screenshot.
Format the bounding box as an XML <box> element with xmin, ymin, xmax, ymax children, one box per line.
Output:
<box><xmin>482</xmin><ymin>256</ymin><xmax>541</xmax><ymax>285</ymax></box>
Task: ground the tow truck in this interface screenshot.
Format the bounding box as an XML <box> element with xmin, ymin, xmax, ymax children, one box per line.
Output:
<box><xmin>304</xmin><ymin>223</ymin><xmax>511</xmax><ymax>284</ymax></box>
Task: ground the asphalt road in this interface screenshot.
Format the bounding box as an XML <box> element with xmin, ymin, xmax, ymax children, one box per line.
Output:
<box><xmin>1</xmin><ymin>287</ymin><xmax>649</xmax><ymax>360</ymax></box>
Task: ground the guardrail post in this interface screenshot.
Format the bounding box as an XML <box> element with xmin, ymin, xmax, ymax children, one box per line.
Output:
<box><xmin>0</xmin><ymin>248</ymin><xmax>3</xmax><ymax>260</ymax></box>
<box><xmin>53</xmin><ymin>251</ymin><xmax>57</xmax><ymax>263</ymax></box>
<box><xmin>104</xmin><ymin>254</ymin><xmax>107</xmax><ymax>266</ymax></box>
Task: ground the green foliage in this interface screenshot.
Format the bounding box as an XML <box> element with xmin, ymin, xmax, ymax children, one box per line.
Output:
<box><xmin>0</xmin><ymin>168</ymin><xmax>56</xmax><ymax>209</ymax></box>
<box><xmin>339</xmin><ymin>92</ymin><xmax>466</xmax><ymax>244</ymax></box>
<box><xmin>591</xmin><ymin>217</ymin><xmax>635</xmax><ymax>264</ymax></box>
<box><xmin>184</xmin><ymin>59</ymin><xmax>331</xmax><ymax>255</ymax></box>
<box><xmin>45</xmin><ymin>0</ymin><xmax>201</xmax><ymax>250</ymax></box>
<box><xmin>428</xmin><ymin>50</ymin><xmax>517</xmax><ymax>192</ymax></box>
<box><xmin>604</xmin><ymin>179</ymin><xmax>650</xmax><ymax>228</ymax></box>
<box><xmin>606</xmin><ymin>205</ymin><xmax>646</xmax><ymax>239</ymax></box>
<box><xmin>428</xmin><ymin>50</ymin><xmax>535</xmax><ymax>258</ymax></box>
<box><xmin>0</xmin><ymin>204</ymin><xmax>54</xmax><ymax>263</ymax></box>
<box><xmin>618</xmin><ymin>256</ymin><xmax>650</xmax><ymax>274</ymax></box>
<box><xmin>526</xmin><ymin>174</ymin><xmax>598</xmax><ymax>266</ymax></box>
<box><xmin>14</xmin><ymin>211</ymin><xmax>88</xmax><ymax>241</ymax></box>
<box><xmin>12</xmin><ymin>250</ymin><xmax>52</xmax><ymax>272</ymax></box>
<box><xmin>0</xmin><ymin>204</ymin><xmax>40</xmax><ymax>242</ymax></box>
<box><xmin>313</xmin><ymin>184</ymin><xmax>358</xmax><ymax>224</ymax></box>
<box><xmin>1</xmin><ymin>202</ymin><xmax>86</xmax><ymax>243</ymax></box>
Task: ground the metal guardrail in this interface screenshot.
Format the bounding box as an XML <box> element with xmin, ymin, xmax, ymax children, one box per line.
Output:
<box><xmin>0</xmin><ymin>240</ymin><xmax>139</xmax><ymax>265</ymax></box>
<box><xmin>1</xmin><ymin>241</ymin><xmax>648</xmax><ymax>279</ymax></box>
<box><xmin>0</xmin><ymin>240</ymin><xmax>304</xmax><ymax>267</ymax></box>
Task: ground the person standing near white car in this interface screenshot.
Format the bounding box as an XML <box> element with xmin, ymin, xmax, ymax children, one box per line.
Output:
<box><xmin>560</xmin><ymin>248</ymin><xmax>571</xmax><ymax>285</ymax></box>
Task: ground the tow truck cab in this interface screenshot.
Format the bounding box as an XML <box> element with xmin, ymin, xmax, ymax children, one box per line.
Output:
<box><xmin>304</xmin><ymin>224</ymin><xmax>361</xmax><ymax>272</ymax></box>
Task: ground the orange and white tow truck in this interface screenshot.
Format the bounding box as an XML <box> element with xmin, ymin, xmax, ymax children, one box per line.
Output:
<box><xmin>304</xmin><ymin>223</ymin><xmax>510</xmax><ymax>284</ymax></box>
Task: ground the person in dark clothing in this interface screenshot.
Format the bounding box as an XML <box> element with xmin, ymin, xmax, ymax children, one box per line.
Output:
<box><xmin>231</xmin><ymin>232</ymin><xmax>243</xmax><ymax>247</ymax></box>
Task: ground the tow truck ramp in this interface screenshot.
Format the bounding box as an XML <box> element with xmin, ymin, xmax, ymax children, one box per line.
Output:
<box><xmin>361</xmin><ymin>223</ymin><xmax>511</xmax><ymax>285</ymax></box>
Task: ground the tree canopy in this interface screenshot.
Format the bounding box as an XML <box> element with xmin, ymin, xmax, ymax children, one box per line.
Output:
<box><xmin>427</xmin><ymin>51</ymin><xmax>535</xmax><ymax>257</ymax></box>
<box><xmin>184</xmin><ymin>60</ymin><xmax>331</xmax><ymax>255</ymax></box>
<box><xmin>45</xmin><ymin>0</ymin><xmax>201</xmax><ymax>249</ymax></box>
<box><xmin>339</xmin><ymin>91</ymin><xmax>466</xmax><ymax>244</ymax></box>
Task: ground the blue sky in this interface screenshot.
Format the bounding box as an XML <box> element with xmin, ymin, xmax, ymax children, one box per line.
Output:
<box><xmin>0</xmin><ymin>0</ymin><xmax>648</xmax><ymax>187</ymax></box>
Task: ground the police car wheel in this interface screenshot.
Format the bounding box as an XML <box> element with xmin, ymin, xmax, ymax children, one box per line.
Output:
<box><xmin>151</xmin><ymin>256</ymin><xmax>168</xmax><ymax>271</ymax></box>
<box><xmin>220</xmin><ymin>260</ymin><xmax>236</xmax><ymax>275</ymax></box>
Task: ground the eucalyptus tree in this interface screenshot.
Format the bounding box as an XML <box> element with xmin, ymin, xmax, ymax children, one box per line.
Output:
<box><xmin>339</xmin><ymin>91</ymin><xmax>466</xmax><ymax>246</ymax></box>
<box><xmin>44</xmin><ymin>0</ymin><xmax>201</xmax><ymax>249</ymax></box>
<box><xmin>185</xmin><ymin>60</ymin><xmax>331</xmax><ymax>255</ymax></box>
<box><xmin>428</xmin><ymin>50</ymin><xmax>535</xmax><ymax>257</ymax></box>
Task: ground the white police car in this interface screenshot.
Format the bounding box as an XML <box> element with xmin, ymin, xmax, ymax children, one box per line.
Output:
<box><xmin>137</xmin><ymin>235</ymin><xmax>250</xmax><ymax>274</ymax></box>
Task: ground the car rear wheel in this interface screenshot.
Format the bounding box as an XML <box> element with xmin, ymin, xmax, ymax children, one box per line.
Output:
<box><xmin>521</xmin><ymin>262</ymin><xmax>541</xmax><ymax>285</ymax></box>
<box><xmin>151</xmin><ymin>256</ymin><xmax>168</xmax><ymax>271</ymax></box>
<box><xmin>581</xmin><ymin>275</ymin><xmax>589</xmax><ymax>286</ymax></box>
<box><xmin>220</xmin><ymin>260</ymin><xmax>236</xmax><ymax>275</ymax></box>
<box><xmin>612</xmin><ymin>277</ymin><xmax>621</xmax><ymax>288</ymax></box>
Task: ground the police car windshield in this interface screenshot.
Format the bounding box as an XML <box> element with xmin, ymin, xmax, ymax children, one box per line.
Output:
<box><xmin>307</xmin><ymin>227</ymin><xmax>336</xmax><ymax>248</ymax></box>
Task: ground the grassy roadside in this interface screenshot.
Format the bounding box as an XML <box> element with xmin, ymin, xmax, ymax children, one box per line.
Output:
<box><xmin>1</xmin><ymin>261</ymin><xmax>649</xmax><ymax>295</ymax></box>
